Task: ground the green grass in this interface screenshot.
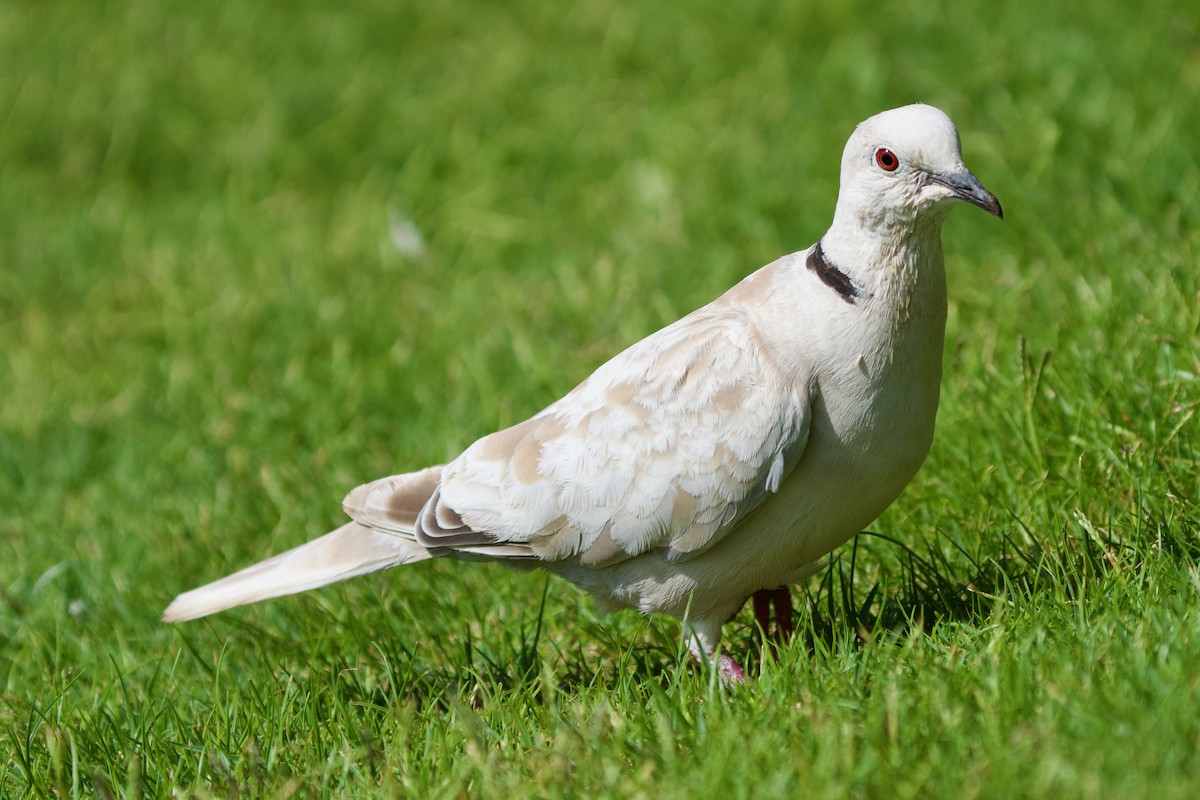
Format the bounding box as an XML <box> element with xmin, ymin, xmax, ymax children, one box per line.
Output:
<box><xmin>2</xmin><ymin>0</ymin><xmax>1199</xmax><ymax>796</ymax></box>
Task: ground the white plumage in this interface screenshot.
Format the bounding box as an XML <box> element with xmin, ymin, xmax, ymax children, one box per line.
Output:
<box><xmin>164</xmin><ymin>104</ymin><xmax>1002</xmax><ymax>680</ymax></box>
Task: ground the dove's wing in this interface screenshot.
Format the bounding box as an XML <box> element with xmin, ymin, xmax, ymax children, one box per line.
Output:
<box><xmin>351</xmin><ymin>300</ymin><xmax>812</xmax><ymax>568</ymax></box>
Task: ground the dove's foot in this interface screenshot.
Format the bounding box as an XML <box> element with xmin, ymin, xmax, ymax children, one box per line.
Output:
<box><xmin>685</xmin><ymin>624</ymin><xmax>747</xmax><ymax>684</ymax></box>
<box><xmin>717</xmin><ymin>652</ymin><xmax>747</xmax><ymax>683</ymax></box>
<box><xmin>752</xmin><ymin>586</ymin><xmax>794</xmax><ymax>642</ymax></box>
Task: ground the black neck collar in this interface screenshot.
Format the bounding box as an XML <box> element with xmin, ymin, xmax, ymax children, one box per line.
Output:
<box><xmin>806</xmin><ymin>240</ymin><xmax>859</xmax><ymax>304</ymax></box>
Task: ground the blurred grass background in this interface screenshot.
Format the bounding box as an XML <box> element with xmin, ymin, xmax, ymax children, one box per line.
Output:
<box><xmin>1</xmin><ymin>0</ymin><xmax>1198</xmax><ymax>797</ymax></box>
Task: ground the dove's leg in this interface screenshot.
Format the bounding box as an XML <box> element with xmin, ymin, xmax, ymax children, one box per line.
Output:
<box><xmin>684</xmin><ymin>621</ymin><xmax>747</xmax><ymax>684</ymax></box>
<box><xmin>752</xmin><ymin>586</ymin><xmax>794</xmax><ymax>641</ymax></box>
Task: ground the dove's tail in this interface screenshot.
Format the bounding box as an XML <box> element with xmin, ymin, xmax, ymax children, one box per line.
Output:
<box><xmin>162</xmin><ymin>521</ymin><xmax>435</xmax><ymax>622</ymax></box>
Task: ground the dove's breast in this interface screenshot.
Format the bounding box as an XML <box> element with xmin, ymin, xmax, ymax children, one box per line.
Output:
<box><xmin>551</xmin><ymin>271</ymin><xmax>948</xmax><ymax>625</ymax></box>
<box><xmin>767</xmin><ymin>287</ymin><xmax>948</xmax><ymax>564</ymax></box>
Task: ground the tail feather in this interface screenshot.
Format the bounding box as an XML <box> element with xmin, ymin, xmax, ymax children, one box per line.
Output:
<box><xmin>162</xmin><ymin>521</ymin><xmax>436</xmax><ymax>622</ymax></box>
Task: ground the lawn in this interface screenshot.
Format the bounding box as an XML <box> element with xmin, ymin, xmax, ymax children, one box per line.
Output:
<box><xmin>2</xmin><ymin>0</ymin><xmax>1198</xmax><ymax>796</ymax></box>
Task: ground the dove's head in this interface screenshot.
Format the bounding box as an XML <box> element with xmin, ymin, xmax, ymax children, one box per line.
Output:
<box><xmin>834</xmin><ymin>104</ymin><xmax>1002</xmax><ymax>231</ymax></box>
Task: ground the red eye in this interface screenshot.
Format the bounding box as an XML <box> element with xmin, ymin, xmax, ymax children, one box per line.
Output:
<box><xmin>875</xmin><ymin>148</ymin><xmax>899</xmax><ymax>172</ymax></box>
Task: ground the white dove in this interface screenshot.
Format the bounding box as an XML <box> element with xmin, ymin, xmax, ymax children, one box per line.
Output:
<box><xmin>164</xmin><ymin>104</ymin><xmax>1002</xmax><ymax>681</ymax></box>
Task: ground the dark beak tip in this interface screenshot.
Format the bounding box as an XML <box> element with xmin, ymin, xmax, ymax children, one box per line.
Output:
<box><xmin>932</xmin><ymin>171</ymin><xmax>1003</xmax><ymax>221</ymax></box>
<box><xmin>960</xmin><ymin>188</ymin><xmax>1004</xmax><ymax>221</ymax></box>
<box><xmin>963</xmin><ymin>179</ymin><xmax>1003</xmax><ymax>221</ymax></box>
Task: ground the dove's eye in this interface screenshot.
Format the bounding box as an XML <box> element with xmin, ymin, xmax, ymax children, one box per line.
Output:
<box><xmin>875</xmin><ymin>148</ymin><xmax>900</xmax><ymax>172</ymax></box>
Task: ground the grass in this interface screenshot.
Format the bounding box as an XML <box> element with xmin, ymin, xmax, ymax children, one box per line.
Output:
<box><xmin>1</xmin><ymin>0</ymin><xmax>1198</xmax><ymax>796</ymax></box>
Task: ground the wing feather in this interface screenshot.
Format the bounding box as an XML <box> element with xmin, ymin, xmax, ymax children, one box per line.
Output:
<box><xmin>435</xmin><ymin>303</ymin><xmax>812</xmax><ymax>565</ymax></box>
<box><xmin>341</xmin><ymin>294</ymin><xmax>813</xmax><ymax>568</ymax></box>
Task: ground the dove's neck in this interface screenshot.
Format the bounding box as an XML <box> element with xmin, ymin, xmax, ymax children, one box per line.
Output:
<box><xmin>819</xmin><ymin>210</ymin><xmax>949</xmax><ymax>320</ymax></box>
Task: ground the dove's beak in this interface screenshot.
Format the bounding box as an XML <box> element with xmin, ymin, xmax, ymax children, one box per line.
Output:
<box><xmin>930</xmin><ymin>170</ymin><xmax>1004</xmax><ymax>219</ymax></box>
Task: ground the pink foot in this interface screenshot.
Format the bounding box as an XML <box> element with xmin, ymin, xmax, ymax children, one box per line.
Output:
<box><xmin>717</xmin><ymin>652</ymin><xmax>747</xmax><ymax>683</ymax></box>
<box><xmin>686</xmin><ymin>625</ymin><xmax>747</xmax><ymax>684</ymax></box>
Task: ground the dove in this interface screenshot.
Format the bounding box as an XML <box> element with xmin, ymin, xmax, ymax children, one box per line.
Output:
<box><xmin>164</xmin><ymin>104</ymin><xmax>1002</xmax><ymax>681</ymax></box>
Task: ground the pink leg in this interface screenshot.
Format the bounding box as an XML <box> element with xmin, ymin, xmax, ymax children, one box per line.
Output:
<box><xmin>770</xmin><ymin>586</ymin><xmax>794</xmax><ymax>639</ymax></box>
<box><xmin>753</xmin><ymin>590</ymin><xmax>772</xmax><ymax>636</ymax></box>
<box><xmin>751</xmin><ymin>586</ymin><xmax>794</xmax><ymax>642</ymax></box>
